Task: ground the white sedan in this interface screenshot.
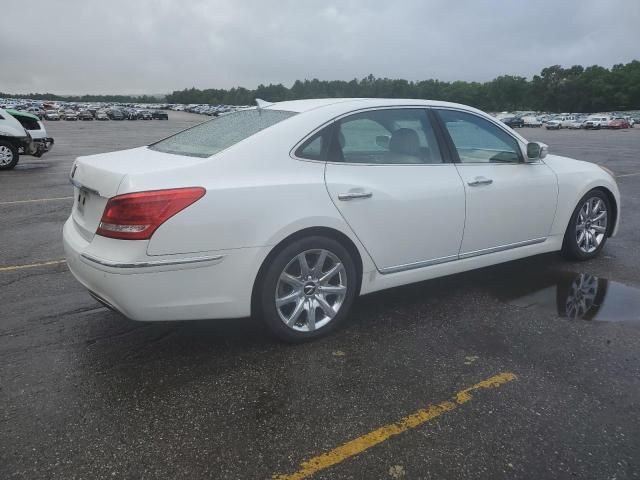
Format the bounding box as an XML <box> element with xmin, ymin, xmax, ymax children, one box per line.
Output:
<box><xmin>63</xmin><ymin>98</ymin><xmax>620</xmax><ymax>341</ymax></box>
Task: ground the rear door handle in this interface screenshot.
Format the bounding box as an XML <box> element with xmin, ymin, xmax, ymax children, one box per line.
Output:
<box><xmin>338</xmin><ymin>192</ymin><xmax>373</xmax><ymax>201</ymax></box>
<box><xmin>467</xmin><ymin>177</ymin><xmax>493</xmax><ymax>187</ymax></box>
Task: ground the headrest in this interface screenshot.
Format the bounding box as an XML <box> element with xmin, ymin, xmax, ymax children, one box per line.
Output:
<box><xmin>389</xmin><ymin>128</ymin><xmax>419</xmax><ymax>156</ymax></box>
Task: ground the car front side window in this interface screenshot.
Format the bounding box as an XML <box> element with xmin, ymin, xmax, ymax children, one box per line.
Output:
<box><xmin>436</xmin><ymin>109</ymin><xmax>522</xmax><ymax>164</ymax></box>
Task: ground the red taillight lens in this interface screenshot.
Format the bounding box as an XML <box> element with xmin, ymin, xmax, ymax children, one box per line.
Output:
<box><xmin>96</xmin><ymin>187</ymin><xmax>205</xmax><ymax>240</ymax></box>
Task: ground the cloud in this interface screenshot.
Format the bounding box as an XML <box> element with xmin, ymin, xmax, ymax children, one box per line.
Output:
<box><xmin>1</xmin><ymin>0</ymin><xmax>638</xmax><ymax>94</ymax></box>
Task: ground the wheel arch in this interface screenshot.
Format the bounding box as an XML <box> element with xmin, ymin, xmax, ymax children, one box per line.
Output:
<box><xmin>592</xmin><ymin>186</ymin><xmax>618</xmax><ymax>237</ymax></box>
<box><xmin>250</xmin><ymin>226</ymin><xmax>364</xmax><ymax>317</ymax></box>
<box><xmin>561</xmin><ymin>185</ymin><xmax>619</xmax><ymax>253</ymax></box>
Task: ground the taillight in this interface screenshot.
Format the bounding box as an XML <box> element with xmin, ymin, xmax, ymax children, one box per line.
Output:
<box><xmin>96</xmin><ymin>187</ymin><xmax>205</xmax><ymax>240</ymax></box>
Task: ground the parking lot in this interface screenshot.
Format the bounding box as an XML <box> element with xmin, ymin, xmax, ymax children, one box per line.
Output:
<box><xmin>1</xmin><ymin>112</ymin><xmax>639</xmax><ymax>479</ymax></box>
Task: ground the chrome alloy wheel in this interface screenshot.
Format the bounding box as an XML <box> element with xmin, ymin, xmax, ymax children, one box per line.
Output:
<box><xmin>565</xmin><ymin>273</ymin><xmax>598</xmax><ymax>318</ymax></box>
<box><xmin>275</xmin><ymin>249</ymin><xmax>347</xmax><ymax>332</ymax></box>
<box><xmin>0</xmin><ymin>145</ymin><xmax>14</xmax><ymax>167</ymax></box>
<box><xmin>576</xmin><ymin>197</ymin><xmax>608</xmax><ymax>254</ymax></box>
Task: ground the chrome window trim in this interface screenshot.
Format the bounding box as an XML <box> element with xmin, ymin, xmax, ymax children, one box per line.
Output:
<box><xmin>379</xmin><ymin>237</ymin><xmax>546</xmax><ymax>274</ymax></box>
<box><xmin>289</xmin><ymin>105</ymin><xmax>447</xmax><ymax>166</ymax></box>
<box><xmin>81</xmin><ymin>253</ymin><xmax>224</xmax><ymax>269</ymax></box>
<box><xmin>455</xmin><ymin>161</ymin><xmax>544</xmax><ymax>166</ymax></box>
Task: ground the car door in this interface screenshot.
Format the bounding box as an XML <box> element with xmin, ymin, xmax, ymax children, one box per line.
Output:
<box><xmin>434</xmin><ymin>108</ymin><xmax>558</xmax><ymax>256</ymax></box>
<box><xmin>315</xmin><ymin>107</ymin><xmax>465</xmax><ymax>273</ymax></box>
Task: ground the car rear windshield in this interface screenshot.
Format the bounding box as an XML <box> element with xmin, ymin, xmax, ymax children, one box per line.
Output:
<box><xmin>149</xmin><ymin>109</ymin><xmax>297</xmax><ymax>158</ymax></box>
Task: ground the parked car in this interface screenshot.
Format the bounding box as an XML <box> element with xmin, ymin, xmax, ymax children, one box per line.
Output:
<box><xmin>152</xmin><ymin>110</ymin><xmax>169</xmax><ymax>120</ymax></box>
<box><xmin>95</xmin><ymin>111</ymin><xmax>109</xmax><ymax>121</ymax></box>
<box><xmin>139</xmin><ymin>110</ymin><xmax>153</xmax><ymax>120</ymax></box>
<box><xmin>500</xmin><ymin>116</ymin><xmax>524</xmax><ymax>128</ymax></box>
<box><xmin>0</xmin><ymin>108</ymin><xmax>54</xmax><ymax>169</ymax></box>
<box><xmin>608</xmin><ymin>117</ymin><xmax>630</xmax><ymax>129</ymax></box>
<box><xmin>63</xmin><ymin>98</ymin><xmax>620</xmax><ymax>342</ymax></box>
<box><xmin>64</xmin><ymin>111</ymin><xmax>78</xmax><ymax>121</ymax></box>
<box><xmin>545</xmin><ymin>118</ymin><xmax>562</xmax><ymax>130</ymax></box>
<box><xmin>584</xmin><ymin>115</ymin><xmax>610</xmax><ymax>129</ymax></box>
<box><xmin>108</xmin><ymin>109</ymin><xmax>125</xmax><ymax>120</ymax></box>
<box><xmin>552</xmin><ymin>115</ymin><xmax>579</xmax><ymax>128</ymax></box>
<box><xmin>124</xmin><ymin>109</ymin><xmax>138</xmax><ymax>120</ymax></box>
<box><xmin>26</xmin><ymin>107</ymin><xmax>45</xmax><ymax>119</ymax></box>
<box><xmin>566</xmin><ymin>118</ymin><xmax>586</xmax><ymax>129</ymax></box>
<box><xmin>44</xmin><ymin>111</ymin><xmax>60</xmax><ymax>121</ymax></box>
<box><xmin>78</xmin><ymin>110</ymin><xmax>94</xmax><ymax>121</ymax></box>
<box><xmin>522</xmin><ymin>115</ymin><xmax>542</xmax><ymax>127</ymax></box>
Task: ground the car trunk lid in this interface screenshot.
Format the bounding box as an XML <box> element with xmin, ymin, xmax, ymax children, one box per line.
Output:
<box><xmin>70</xmin><ymin>146</ymin><xmax>207</xmax><ymax>241</ymax></box>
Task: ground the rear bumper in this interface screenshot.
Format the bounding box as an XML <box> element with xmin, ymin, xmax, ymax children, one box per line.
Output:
<box><xmin>63</xmin><ymin>217</ymin><xmax>268</xmax><ymax>321</ymax></box>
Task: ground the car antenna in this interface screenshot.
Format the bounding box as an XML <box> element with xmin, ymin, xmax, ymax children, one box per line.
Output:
<box><xmin>255</xmin><ymin>98</ymin><xmax>274</xmax><ymax>111</ymax></box>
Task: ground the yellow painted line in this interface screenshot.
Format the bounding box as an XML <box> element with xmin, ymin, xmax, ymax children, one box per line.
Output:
<box><xmin>0</xmin><ymin>259</ymin><xmax>66</xmax><ymax>272</ymax></box>
<box><xmin>272</xmin><ymin>372</ymin><xmax>517</xmax><ymax>480</ymax></box>
<box><xmin>0</xmin><ymin>196</ymin><xmax>73</xmax><ymax>206</ymax></box>
<box><xmin>616</xmin><ymin>172</ymin><xmax>640</xmax><ymax>178</ymax></box>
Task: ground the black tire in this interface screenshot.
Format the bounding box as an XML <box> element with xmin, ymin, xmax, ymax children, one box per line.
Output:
<box><xmin>561</xmin><ymin>189</ymin><xmax>611</xmax><ymax>261</ymax></box>
<box><xmin>258</xmin><ymin>235</ymin><xmax>358</xmax><ymax>342</ymax></box>
<box><xmin>0</xmin><ymin>141</ymin><xmax>19</xmax><ymax>170</ymax></box>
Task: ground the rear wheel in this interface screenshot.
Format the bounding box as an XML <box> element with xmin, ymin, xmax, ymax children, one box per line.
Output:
<box><xmin>258</xmin><ymin>236</ymin><xmax>357</xmax><ymax>342</ymax></box>
<box><xmin>0</xmin><ymin>141</ymin><xmax>19</xmax><ymax>170</ymax></box>
<box><xmin>562</xmin><ymin>190</ymin><xmax>611</xmax><ymax>260</ymax></box>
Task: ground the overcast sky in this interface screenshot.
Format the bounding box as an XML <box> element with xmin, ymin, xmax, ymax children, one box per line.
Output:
<box><xmin>2</xmin><ymin>0</ymin><xmax>639</xmax><ymax>95</ymax></box>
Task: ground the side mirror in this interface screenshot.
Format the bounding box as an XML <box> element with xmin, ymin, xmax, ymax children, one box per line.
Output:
<box><xmin>375</xmin><ymin>135</ymin><xmax>390</xmax><ymax>149</ymax></box>
<box><xmin>526</xmin><ymin>142</ymin><xmax>548</xmax><ymax>161</ymax></box>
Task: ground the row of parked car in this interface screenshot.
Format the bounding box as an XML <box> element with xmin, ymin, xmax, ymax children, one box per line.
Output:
<box><xmin>169</xmin><ymin>104</ymin><xmax>252</xmax><ymax>116</ymax></box>
<box><xmin>0</xmin><ymin>98</ymin><xmax>174</xmax><ymax>123</ymax></box>
<box><xmin>42</xmin><ymin>108</ymin><xmax>168</xmax><ymax>121</ymax></box>
<box><xmin>497</xmin><ymin>112</ymin><xmax>639</xmax><ymax>130</ymax></box>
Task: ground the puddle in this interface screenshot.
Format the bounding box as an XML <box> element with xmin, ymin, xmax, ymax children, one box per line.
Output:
<box><xmin>498</xmin><ymin>271</ymin><xmax>640</xmax><ymax>323</ymax></box>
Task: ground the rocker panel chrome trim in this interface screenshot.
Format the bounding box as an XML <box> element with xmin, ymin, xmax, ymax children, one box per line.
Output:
<box><xmin>380</xmin><ymin>237</ymin><xmax>547</xmax><ymax>274</ymax></box>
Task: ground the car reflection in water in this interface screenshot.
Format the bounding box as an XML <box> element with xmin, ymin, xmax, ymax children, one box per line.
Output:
<box><xmin>499</xmin><ymin>272</ymin><xmax>640</xmax><ymax>323</ymax></box>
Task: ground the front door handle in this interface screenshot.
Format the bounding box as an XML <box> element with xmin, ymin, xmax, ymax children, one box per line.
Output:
<box><xmin>338</xmin><ymin>192</ymin><xmax>373</xmax><ymax>201</ymax></box>
<box><xmin>467</xmin><ymin>177</ymin><xmax>493</xmax><ymax>187</ymax></box>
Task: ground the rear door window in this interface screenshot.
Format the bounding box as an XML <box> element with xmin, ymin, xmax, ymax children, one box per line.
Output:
<box><xmin>330</xmin><ymin>109</ymin><xmax>443</xmax><ymax>164</ymax></box>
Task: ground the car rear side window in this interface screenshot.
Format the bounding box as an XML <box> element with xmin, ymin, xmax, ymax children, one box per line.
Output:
<box><xmin>295</xmin><ymin>125</ymin><xmax>333</xmax><ymax>161</ymax></box>
<box><xmin>150</xmin><ymin>109</ymin><xmax>297</xmax><ymax>158</ymax></box>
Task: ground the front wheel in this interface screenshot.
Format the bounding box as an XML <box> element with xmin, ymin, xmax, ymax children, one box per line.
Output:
<box><xmin>562</xmin><ymin>190</ymin><xmax>611</xmax><ymax>260</ymax></box>
<box><xmin>258</xmin><ymin>236</ymin><xmax>357</xmax><ymax>342</ymax></box>
<box><xmin>0</xmin><ymin>141</ymin><xmax>19</xmax><ymax>170</ymax></box>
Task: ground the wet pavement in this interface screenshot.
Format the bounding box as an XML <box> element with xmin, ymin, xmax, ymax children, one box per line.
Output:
<box><xmin>1</xmin><ymin>119</ymin><xmax>640</xmax><ymax>479</ymax></box>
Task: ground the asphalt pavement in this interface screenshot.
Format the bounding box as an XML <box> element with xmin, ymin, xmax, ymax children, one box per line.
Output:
<box><xmin>1</xmin><ymin>115</ymin><xmax>639</xmax><ymax>479</ymax></box>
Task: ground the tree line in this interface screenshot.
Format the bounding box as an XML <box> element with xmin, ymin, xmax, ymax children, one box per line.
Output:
<box><xmin>166</xmin><ymin>61</ymin><xmax>640</xmax><ymax>113</ymax></box>
<box><xmin>4</xmin><ymin>61</ymin><xmax>639</xmax><ymax>113</ymax></box>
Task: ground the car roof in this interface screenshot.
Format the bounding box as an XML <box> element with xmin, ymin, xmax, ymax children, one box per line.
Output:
<box><xmin>264</xmin><ymin>97</ymin><xmax>482</xmax><ymax>114</ymax></box>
